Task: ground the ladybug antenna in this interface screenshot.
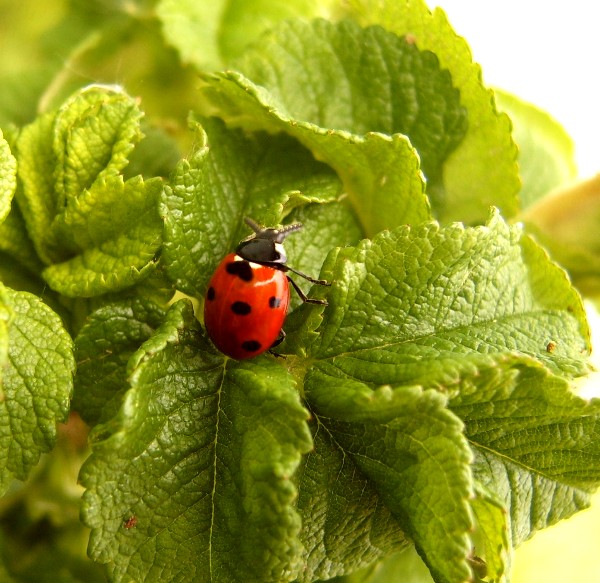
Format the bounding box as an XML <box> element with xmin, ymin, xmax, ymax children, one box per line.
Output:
<box><xmin>243</xmin><ymin>217</ymin><xmax>262</xmax><ymax>234</ymax></box>
<box><xmin>243</xmin><ymin>217</ymin><xmax>303</xmax><ymax>243</ymax></box>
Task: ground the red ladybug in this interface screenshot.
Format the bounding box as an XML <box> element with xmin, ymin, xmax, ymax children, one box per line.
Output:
<box><xmin>203</xmin><ymin>217</ymin><xmax>330</xmax><ymax>359</ymax></box>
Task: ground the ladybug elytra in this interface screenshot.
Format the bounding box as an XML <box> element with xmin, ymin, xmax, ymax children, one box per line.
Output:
<box><xmin>203</xmin><ymin>217</ymin><xmax>330</xmax><ymax>359</ymax></box>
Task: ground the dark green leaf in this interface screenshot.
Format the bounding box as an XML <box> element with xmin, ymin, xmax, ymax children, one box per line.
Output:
<box><xmin>451</xmin><ymin>358</ymin><xmax>600</xmax><ymax>548</ymax></box>
<box><xmin>201</xmin><ymin>19</ymin><xmax>456</xmax><ymax>235</ymax></box>
<box><xmin>305</xmin><ymin>376</ymin><xmax>473</xmax><ymax>583</ymax></box>
<box><xmin>81</xmin><ymin>300</ymin><xmax>313</xmax><ymax>582</ymax></box>
<box><xmin>161</xmin><ymin>117</ymin><xmax>340</xmax><ymax>297</ymax></box>
<box><xmin>233</xmin><ymin>19</ymin><xmax>467</xmax><ymax>184</ymax></box>
<box><xmin>73</xmin><ymin>298</ymin><xmax>166</xmax><ymax>426</ymax></box>
<box><xmin>295</xmin><ymin>419</ymin><xmax>410</xmax><ymax>581</ymax></box>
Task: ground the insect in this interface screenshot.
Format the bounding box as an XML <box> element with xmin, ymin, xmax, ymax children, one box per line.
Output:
<box><xmin>203</xmin><ymin>217</ymin><xmax>330</xmax><ymax>359</ymax></box>
<box><xmin>123</xmin><ymin>515</ymin><xmax>137</xmax><ymax>529</ymax></box>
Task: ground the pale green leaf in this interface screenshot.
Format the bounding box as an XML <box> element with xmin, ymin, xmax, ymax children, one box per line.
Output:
<box><xmin>52</xmin><ymin>85</ymin><xmax>143</xmax><ymax>204</ymax></box>
<box><xmin>0</xmin><ymin>203</ymin><xmax>45</xmax><ymax>277</ymax></box>
<box><xmin>157</xmin><ymin>0</ymin><xmax>325</xmax><ymax>69</ymax></box>
<box><xmin>14</xmin><ymin>111</ymin><xmax>58</xmax><ymax>264</ymax></box>
<box><xmin>471</xmin><ymin>483</ymin><xmax>511</xmax><ymax>583</ymax></box>
<box><xmin>15</xmin><ymin>85</ymin><xmax>145</xmax><ymax>265</ymax></box>
<box><xmin>521</xmin><ymin>175</ymin><xmax>600</xmax><ymax>298</ymax></box>
<box><xmin>346</xmin><ymin>0</ymin><xmax>520</xmax><ymax>223</ymax></box>
<box><xmin>0</xmin><ymin>284</ymin><xmax>74</xmax><ymax>495</ymax></box>
<box><xmin>0</xmin><ymin>130</ymin><xmax>17</xmax><ymax>225</ymax></box>
<box><xmin>312</xmin><ymin>210</ymin><xmax>589</xmax><ymax>381</ymax></box>
<box><xmin>42</xmin><ymin>175</ymin><xmax>163</xmax><ymax>297</ymax></box>
<box><xmin>495</xmin><ymin>89</ymin><xmax>577</xmax><ymax>209</ymax></box>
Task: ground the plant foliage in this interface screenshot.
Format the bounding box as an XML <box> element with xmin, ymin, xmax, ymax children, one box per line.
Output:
<box><xmin>0</xmin><ymin>0</ymin><xmax>598</xmax><ymax>582</ymax></box>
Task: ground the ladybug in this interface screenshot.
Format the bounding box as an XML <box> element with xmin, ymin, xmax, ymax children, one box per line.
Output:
<box><xmin>203</xmin><ymin>217</ymin><xmax>330</xmax><ymax>359</ymax></box>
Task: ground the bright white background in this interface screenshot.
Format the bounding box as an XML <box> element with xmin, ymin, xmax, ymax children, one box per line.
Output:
<box><xmin>430</xmin><ymin>2</ymin><xmax>600</xmax><ymax>580</ymax></box>
<box><xmin>432</xmin><ymin>0</ymin><xmax>599</xmax><ymax>178</ymax></box>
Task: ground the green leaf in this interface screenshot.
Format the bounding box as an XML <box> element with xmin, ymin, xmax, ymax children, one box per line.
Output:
<box><xmin>346</xmin><ymin>0</ymin><xmax>520</xmax><ymax>223</ymax></box>
<box><xmin>521</xmin><ymin>175</ymin><xmax>600</xmax><ymax>298</ymax></box>
<box><xmin>0</xmin><ymin>130</ymin><xmax>17</xmax><ymax>225</ymax></box>
<box><xmin>238</xmin><ymin>19</ymin><xmax>466</xmax><ymax>182</ymax></box>
<box><xmin>52</xmin><ymin>85</ymin><xmax>143</xmax><ymax>204</ymax></box>
<box><xmin>157</xmin><ymin>0</ymin><xmax>325</xmax><ymax>69</ymax></box>
<box><xmin>161</xmin><ymin>117</ymin><xmax>340</xmax><ymax>297</ymax></box>
<box><xmin>81</xmin><ymin>300</ymin><xmax>313</xmax><ymax>582</ymax></box>
<box><xmin>15</xmin><ymin>85</ymin><xmax>145</xmax><ymax>266</ymax></box>
<box><xmin>73</xmin><ymin>298</ymin><xmax>166</xmax><ymax>426</ymax></box>
<box><xmin>41</xmin><ymin>175</ymin><xmax>163</xmax><ymax>297</ymax></box>
<box><xmin>495</xmin><ymin>89</ymin><xmax>577</xmax><ymax>209</ymax></box>
<box><xmin>0</xmin><ymin>284</ymin><xmax>74</xmax><ymax>495</ymax></box>
<box><xmin>284</xmin><ymin>201</ymin><xmax>362</xmax><ymax>307</ymax></box>
<box><xmin>199</xmin><ymin>18</ymin><xmax>463</xmax><ymax>235</ymax></box>
<box><xmin>304</xmin><ymin>376</ymin><xmax>474</xmax><ymax>583</ymax></box>
<box><xmin>0</xmin><ymin>203</ymin><xmax>45</xmax><ymax>278</ymax></box>
<box><xmin>311</xmin><ymin>210</ymin><xmax>589</xmax><ymax>381</ymax></box>
<box><xmin>470</xmin><ymin>483</ymin><xmax>510</xmax><ymax>582</ymax></box>
<box><xmin>201</xmin><ymin>73</ymin><xmax>428</xmax><ymax>238</ymax></box>
<box><xmin>14</xmin><ymin>111</ymin><xmax>58</xmax><ymax>264</ymax></box>
<box><xmin>294</xmin><ymin>419</ymin><xmax>409</xmax><ymax>581</ymax></box>
<box><xmin>451</xmin><ymin>358</ymin><xmax>600</xmax><ymax>548</ymax></box>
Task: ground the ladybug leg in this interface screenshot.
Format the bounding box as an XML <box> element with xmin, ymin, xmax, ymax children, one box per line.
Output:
<box><xmin>268</xmin><ymin>329</ymin><xmax>287</xmax><ymax>358</ymax></box>
<box><xmin>285</xmin><ymin>265</ymin><xmax>331</xmax><ymax>287</ymax></box>
<box><xmin>287</xmin><ymin>275</ymin><xmax>328</xmax><ymax>305</ymax></box>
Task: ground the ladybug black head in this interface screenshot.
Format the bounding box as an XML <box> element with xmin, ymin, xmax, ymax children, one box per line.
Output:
<box><xmin>235</xmin><ymin>217</ymin><xmax>302</xmax><ymax>265</ymax></box>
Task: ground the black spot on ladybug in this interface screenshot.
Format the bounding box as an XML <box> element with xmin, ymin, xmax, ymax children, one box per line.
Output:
<box><xmin>207</xmin><ymin>287</ymin><xmax>216</xmax><ymax>301</ymax></box>
<box><xmin>226</xmin><ymin>260</ymin><xmax>253</xmax><ymax>281</ymax></box>
<box><xmin>231</xmin><ymin>301</ymin><xmax>252</xmax><ymax>315</ymax></box>
<box><xmin>241</xmin><ymin>340</ymin><xmax>262</xmax><ymax>352</ymax></box>
<box><xmin>269</xmin><ymin>296</ymin><xmax>281</xmax><ymax>308</ymax></box>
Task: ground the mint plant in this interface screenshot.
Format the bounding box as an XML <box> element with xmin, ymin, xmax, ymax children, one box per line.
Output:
<box><xmin>0</xmin><ymin>0</ymin><xmax>599</xmax><ymax>582</ymax></box>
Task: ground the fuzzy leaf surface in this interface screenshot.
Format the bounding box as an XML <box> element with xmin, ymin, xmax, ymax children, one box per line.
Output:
<box><xmin>311</xmin><ymin>211</ymin><xmax>589</xmax><ymax>382</ymax></box>
<box><xmin>81</xmin><ymin>300</ymin><xmax>313</xmax><ymax>582</ymax></box>
<box><xmin>0</xmin><ymin>284</ymin><xmax>74</xmax><ymax>494</ymax></box>
<box><xmin>0</xmin><ymin>131</ymin><xmax>17</xmax><ymax>225</ymax></box>
<box><xmin>200</xmin><ymin>18</ymin><xmax>460</xmax><ymax>235</ymax></box>
<box><xmin>347</xmin><ymin>0</ymin><xmax>520</xmax><ymax>223</ymax></box>
<box><xmin>42</xmin><ymin>175</ymin><xmax>163</xmax><ymax>297</ymax></box>
<box><xmin>451</xmin><ymin>359</ymin><xmax>600</xmax><ymax>548</ymax></box>
<box><xmin>161</xmin><ymin>117</ymin><xmax>340</xmax><ymax>297</ymax></box>
<box><xmin>73</xmin><ymin>298</ymin><xmax>166</xmax><ymax>426</ymax></box>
